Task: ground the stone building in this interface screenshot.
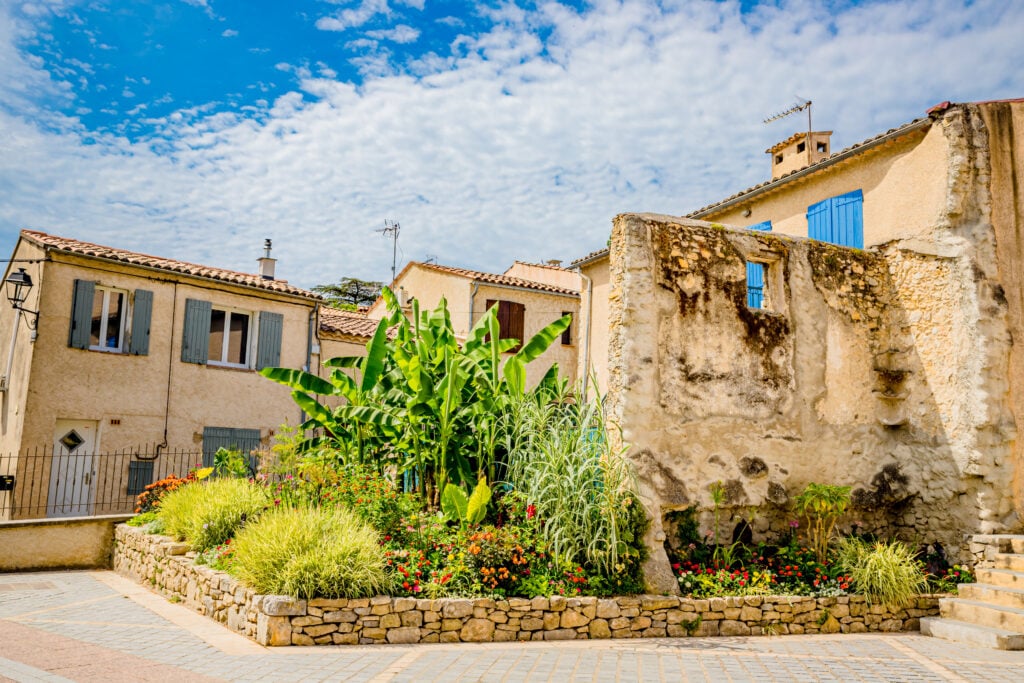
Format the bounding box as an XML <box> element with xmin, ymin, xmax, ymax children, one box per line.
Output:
<box><xmin>573</xmin><ymin>99</ymin><xmax>1024</xmax><ymax>591</ymax></box>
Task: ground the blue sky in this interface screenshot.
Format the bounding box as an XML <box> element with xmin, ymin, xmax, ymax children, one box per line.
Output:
<box><xmin>1</xmin><ymin>0</ymin><xmax>1023</xmax><ymax>287</ymax></box>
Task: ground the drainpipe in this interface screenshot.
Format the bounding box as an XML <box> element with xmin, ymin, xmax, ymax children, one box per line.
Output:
<box><xmin>157</xmin><ymin>282</ymin><xmax>178</xmax><ymax>458</ymax></box>
<box><xmin>576</xmin><ymin>270</ymin><xmax>593</xmax><ymax>397</ymax></box>
<box><xmin>1</xmin><ymin>310</ymin><xmax>22</xmax><ymax>392</ymax></box>
<box><xmin>468</xmin><ymin>282</ymin><xmax>479</xmax><ymax>333</ymax></box>
<box><xmin>302</xmin><ymin>302</ymin><xmax>319</xmax><ymax>424</ymax></box>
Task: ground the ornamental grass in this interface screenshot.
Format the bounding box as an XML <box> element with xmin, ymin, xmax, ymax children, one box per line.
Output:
<box><xmin>156</xmin><ymin>477</ymin><xmax>268</xmax><ymax>551</ymax></box>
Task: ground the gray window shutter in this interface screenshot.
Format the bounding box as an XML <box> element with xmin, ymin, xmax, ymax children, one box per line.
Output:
<box><xmin>128</xmin><ymin>289</ymin><xmax>153</xmax><ymax>355</ymax></box>
<box><xmin>202</xmin><ymin>426</ymin><xmax>262</xmax><ymax>472</ymax></box>
<box><xmin>68</xmin><ymin>279</ymin><xmax>95</xmax><ymax>349</ymax></box>
<box><xmin>256</xmin><ymin>311</ymin><xmax>283</xmax><ymax>369</ymax></box>
<box><xmin>127</xmin><ymin>460</ymin><xmax>154</xmax><ymax>495</ymax></box>
<box><xmin>181</xmin><ymin>298</ymin><xmax>211</xmax><ymax>364</ymax></box>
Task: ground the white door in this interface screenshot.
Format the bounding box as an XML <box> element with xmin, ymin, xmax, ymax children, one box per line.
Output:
<box><xmin>47</xmin><ymin>419</ymin><xmax>98</xmax><ymax>518</ymax></box>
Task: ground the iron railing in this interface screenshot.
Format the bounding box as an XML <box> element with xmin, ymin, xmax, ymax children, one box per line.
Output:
<box><xmin>0</xmin><ymin>445</ymin><xmax>202</xmax><ymax>520</ymax></box>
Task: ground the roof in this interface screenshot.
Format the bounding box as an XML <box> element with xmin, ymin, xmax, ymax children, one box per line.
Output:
<box><xmin>688</xmin><ymin>116</ymin><xmax>931</xmax><ymax>218</ymax></box>
<box><xmin>570</xmin><ymin>248</ymin><xmax>609</xmax><ymax>267</ymax></box>
<box><xmin>411</xmin><ymin>261</ymin><xmax>579</xmax><ymax>296</ymax></box>
<box><xmin>318</xmin><ymin>307</ymin><xmax>379</xmax><ymax>339</ymax></box>
<box><xmin>507</xmin><ymin>260</ymin><xmax>568</xmax><ymax>271</ymax></box>
<box><xmin>21</xmin><ymin>230</ymin><xmax>320</xmax><ymax>300</ymax></box>
<box><xmin>765</xmin><ymin>130</ymin><xmax>833</xmax><ymax>154</ymax></box>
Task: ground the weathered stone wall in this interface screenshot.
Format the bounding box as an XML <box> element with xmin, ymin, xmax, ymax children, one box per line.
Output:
<box><xmin>606</xmin><ymin>210</ymin><xmax>1017</xmax><ymax>592</ymax></box>
<box><xmin>113</xmin><ymin>524</ymin><xmax>936</xmax><ymax>646</ymax></box>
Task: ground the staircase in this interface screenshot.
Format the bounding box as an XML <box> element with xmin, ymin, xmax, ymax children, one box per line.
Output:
<box><xmin>922</xmin><ymin>536</ymin><xmax>1024</xmax><ymax>650</ymax></box>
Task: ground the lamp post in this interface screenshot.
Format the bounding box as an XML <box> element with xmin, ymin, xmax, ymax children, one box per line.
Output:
<box><xmin>2</xmin><ymin>268</ymin><xmax>39</xmax><ymax>392</ymax></box>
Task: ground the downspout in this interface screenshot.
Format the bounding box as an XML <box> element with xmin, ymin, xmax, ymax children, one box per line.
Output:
<box><xmin>576</xmin><ymin>269</ymin><xmax>593</xmax><ymax>397</ymax></box>
<box><xmin>157</xmin><ymin>282</ymin><xmax>178</xmax><ymax>458</ymax></box>
<box><xmin>468</xmin><ymin>282</ymin><xmax>479</xmax><ymax>333</ymax></box>
<box><xmin>302</xmin><ymin>302</ymin><xmax>319</xmax><ymax>425</ymax></box>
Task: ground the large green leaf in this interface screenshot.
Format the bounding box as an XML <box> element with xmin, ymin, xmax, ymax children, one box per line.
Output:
<box><xmin>322</xmin><ymin>355</ymin><xmax>363</xmax><ymax>369</ymax></box>
<box><xmin>466</xmin><ymin>476</ymin><xmax>492</xmax><ymax>525</ymax></box>
<box><xmin>360</xmin><ymin>318</ymin><xmax>391</xmax><ymax>392</ymax></box>
<box><xmin>290</xmin><ymin>391</ymin><xmax>334</xmax><ymax>427</ymax></box>
<box><xmin>440</xmin><ymin>483</ymin><xmax>468</xmax><ymax>522</ymax></box>
<box><xmin>514</xmin><ymin>314</ymin><xmax>572</xmax><ymax>364</ymax></box>
<box><xmin>259</xmin><ymin>367</ymin><xmax>335</xmax><ymax>395</ymax></box>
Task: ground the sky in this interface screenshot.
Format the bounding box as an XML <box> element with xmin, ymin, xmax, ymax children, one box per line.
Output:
<box><xmin>1</xmin><ymin>0</ymin><xmax>1023</xmax><ymax>289</ymax></box>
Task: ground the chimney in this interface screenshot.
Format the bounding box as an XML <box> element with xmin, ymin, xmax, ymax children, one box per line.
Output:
<box><xmin>545</xmin><ymin>259</ymin><xmax>563</xmax><ymax>268</ymax></box>
<box><xmin>766</xmin><ymin>131</ymin><xmax>833</xmax><ymax>180</ymax></box>
<box><xmin>257</xmin><ymin>238</ymin><xmax>276</xmax><ymax>280</ymax></box>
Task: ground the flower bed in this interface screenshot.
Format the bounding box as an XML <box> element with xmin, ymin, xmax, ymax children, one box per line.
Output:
<box><xmin>114</xmin><ymin>524</ymin><xmax>940</xmax><ymax>646</ymax></box>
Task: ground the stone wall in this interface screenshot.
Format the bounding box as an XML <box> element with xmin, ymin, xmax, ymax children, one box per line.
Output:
<box><xmin>114</xmin><ymin>524</ymin><xmax>937</xmax><ymax>646</ymax></box>
<box><xmin>606</xmin><ymin>212</ymin><xmax>1016</xmax><ymax>592</ymax></box>
<box><xmin>0</xmin><ymin>514</ymin><xmax>131</xmax><ymax>570</ymax></box>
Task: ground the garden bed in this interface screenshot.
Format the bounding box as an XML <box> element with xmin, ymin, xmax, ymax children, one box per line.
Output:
<box><xmin>114</xmin><ymin>524</ymin><xmax>940</xmax><ymax>647</ymax></box>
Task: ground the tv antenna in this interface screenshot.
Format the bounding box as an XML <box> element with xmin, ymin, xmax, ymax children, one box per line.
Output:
<box><xmin>423</xmin><ymin>254</ymin><xmax>437</xmax><ymax>265</ymax></box>
<box><xmin>764</xmin><ymin>97</ymin><xmax>812</xmax><ymax>136</ymax></box>
<box><xmin>377</xmin><ymin>219</ymin><xmax>401</xmax><ymax>282</ymax></box>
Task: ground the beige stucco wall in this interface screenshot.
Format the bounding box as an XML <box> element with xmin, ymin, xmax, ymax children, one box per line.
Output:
<box><xmin>0</xmin><ymin>514</ymin><xmax>129</xmax><ymax>570</ymax></box>
<box><xmin>578</xmin><ymin>257</ymin><xmax>611</xmax><ymax>397</ymax></box>
<box><xmin>702</xmin><ymin>124</ymin><xmax>948</xmax><ymax>248</ymax></box>
<box><xmin>607</xmin><ymin>211</ymin><xmax>1017</xmax><ymax>592</ymax></box>
<box><xmin>503</xmin><ymin>262</ymin><xmax>582</xmax><ymax>292</ymax></box>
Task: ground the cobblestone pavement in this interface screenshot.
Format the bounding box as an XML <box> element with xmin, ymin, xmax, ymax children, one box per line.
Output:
<box><xmin>2</xmin><ymin>571</ymin><xmax>1024</xmax><ymax>682</ymax></box>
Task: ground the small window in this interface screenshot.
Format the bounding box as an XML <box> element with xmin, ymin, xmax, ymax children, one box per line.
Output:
<box><xmin>746</xmin><ymin>262</ymin><xmax>766</xmax><ymax>309</ymax></box>
<box><xmin>208</xmin><ymin>308</ymin><xmax>251</xmax><ymax>367</ymax></box>
<box><xmin>817</xmin><ymin>141</ymin><xmax>827</xmax><ymax>153</ymax></box>
<box><xmin>485</xmin><ymin>299</ymin><xmax>525</xmax><ymax>351</ymax></box>
<box><xmin>90</xmin><ymin>286</ymin><xmax>127</xmax><ymax>352</ymax></box>
<box><xmin>561</xmin><ymin>312</ymin><xmax>573</xmax><ymax>345</ymax></box>
<box><xmin>775</xmin><ymin>154</ymin><xmax>783</xmax><ymax>164</ymax></box>
<box><xmin>796</xmin><ymin>141</ymin><xmax>806</xmax><ymax>153</ymax></box>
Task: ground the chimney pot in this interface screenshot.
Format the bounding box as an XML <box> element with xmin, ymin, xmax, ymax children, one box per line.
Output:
<box><xmin>258</xmin><ymin>238</ymin><xmax>276</xmax><ymax>280</ymax></box>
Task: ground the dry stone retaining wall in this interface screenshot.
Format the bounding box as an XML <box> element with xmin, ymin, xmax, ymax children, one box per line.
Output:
<box><xmin>114</xmin><ymin>525</ymin><xmax>938</xmax><ymax>646</ymax></box>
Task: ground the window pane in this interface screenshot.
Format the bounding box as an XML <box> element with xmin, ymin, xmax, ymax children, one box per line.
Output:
<box><xmin>208</xmin><ymin>309</ymin><xmax>226</xmax><ymax>362</ymax></box>
<box><xmin>227</xmin><ymin>312</ymin><xmax>249</xmax><ymax>365</ymax></box>
<box><xmin>105</xmin><ymin>292</ymin><xmax>123</xmax><ymax>349</ymax></box>
<box><xmin>90</xmin><ymin>291</ymin><xmax>104</xmax><ymax>347</ymax></box>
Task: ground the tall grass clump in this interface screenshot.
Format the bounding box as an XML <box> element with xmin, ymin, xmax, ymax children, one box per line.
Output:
<box><xmin>836</xmin><ymin>537</ymin><xmax>928</xmax><ymax>608</ymax></box>
<box><xmin>157</xmin><ymin>478</ymin><xmax>269</xmax><ymax>551</ymax></box>
<box><xmin>503</xmin><ymin>392</ymin><xmax>645</xmax><ymax>576</ymax></box>
<box><xmin>230</xmin><ymin>506</ymin><xmax>390</xmax><ymax>599</ymax></box>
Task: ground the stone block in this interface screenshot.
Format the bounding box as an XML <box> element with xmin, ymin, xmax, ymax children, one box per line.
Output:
<box><xmin>386</xmin><ymin>627</ymin><xmax>422</xmax><ymax>644</ymax></box>
<box><xmin>291</xmin><ymin>633</ymin><xmax>315</xmax><ymax>646</ymax></box>
<box><xmin>596</xmin><ymin>600</ymin><xmax>621</xmax><ymax>619</ymax></box>
<box><xmin>393</xmin><ymin>597</ymin><xmax>417</xmax><ymax>612</ymax></box>
<box><xmin>324</xmin><ymin>610</ymin><xmax>358</xmax><ymax>623</ymax></box>
<box><xmin>641</xmin><ymin>596</ymin><xmax>677</xmax><ymax>611</ymax></box>
<box><xmin>460</xmin><ymin>619</ymin><xmax>495</xmax><ymax>642</ymax></box>
<box><xmin>561</xmin><ymin>610</ymin><xmax>590</xmax><ymax>629</ymax></box>
<box><xmin>549</xmin><ymin>596</ymin><xmax>567</xmax><ymax>611</ymax></box>
<box><xmin>531</xmin><ymin>596</ymin><xmax>550</xmax><ymax>611</ymax></box>
<box><xmin>361</xmin><ymin>628</ymin><xmax>387</xmax><ymax>640</ymax></box>
<box><xmin>589</xmin><ymin>619</ymin><xmax>611</xmax><ymax>639</ymax></box>
<box><xmin>544</xmin><ymin>629</ymin><xmax>578</xmax><ymax>641</ymax></box>
<box><xmin>256</xmin><ymin>614</ymin><xmax>292</xmax><ymax>647</ymax></box>
<box><xmin>401</xmin><ymin>611</ymin><xmax>423</xmax><ymax>627</ymax></box>
<box><xmin>494</xmin><ymin>629</ymin><xmax>518</xmax><ymax>642</ymax></box>
<box><xmin>380</xmin><ymin>613</ymin><xmax>401</xmax><ymax>629</ymax></box>
<box><xmin>630</xmin><ymin>617</ymin><xmax>652</xmax><ymax>631</ymax></box>
<box><xmin>310</xmin><ymin>598</ymin><xmax>348</xmax><ymax>608</ymax></box>
<box><xmin>489</xmin><ymin>611</ymin><xmax>508</xmax><ymax>624</ymax></box>
<box><xmin>441</xmin><ymin>619</ymin><xmax>463</xmax><ymax>632</ymax></box>
<box><xmin>333</xmin><ymin>633</ymin><xmax>359</xmax><ymax>645</ymax></box>
<box><xmin>443</xmin><ymin>600</ymin><xmax>474</xmax><ymax>618</ymax></box>
<box><xmin>740</xmin><ymin>606</ymin><xmax>762</xmax><ymax>621</ymax></box>
<box><xmin>521</xmin><ymin>617</ymin><xmax>544</xmax><ymax>631</ymax></box>
<box><xmin>263</xmin><ymin>596</ymin><xmax>307</xmax><ymax>617</ymax></box>
<box><xmin>291</xmin><ymin>616</ymin><xmax>323</xmax><ymax>627</ymax></box>
<box><xmin>543</xmin><ymin>612</ymin><xmax>561</xmax><ymax>630</ymax></box>
<box><xmin>305</xmin><ymin>624</ymin><xmax>338</xmax><ymax>638</ymax></box>
<box><xmin>641</xmin><ymin>627</ymin><xmax>667</xmax><ymax>638</ymax></box>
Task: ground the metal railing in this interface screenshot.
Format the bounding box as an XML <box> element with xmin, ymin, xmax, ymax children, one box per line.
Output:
<box><xmin>0</xmin><ymin>445</ymin><xmax>202</xmax><ymax>520</ymax></box>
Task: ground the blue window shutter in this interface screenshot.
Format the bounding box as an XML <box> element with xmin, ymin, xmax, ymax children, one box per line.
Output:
<box><xmin>256</xmin><ymin>311</ymin><xmax>283</xmax><ymax>369</ymax></box>
<box><xmin>181</xmin><ymin>298</ymin><xmax>211</xmax><ymax>364</ymax></box>
<box><xmin>202</xmin><ymin>426</ymin><xmax>262</xmax><ymax>472</ymax></box>
<box><xmin>746</xmin><ymin>262</ymin><xmax>765</xmax><ymax>308</ymax></box>
<box><xmin>832</xmin><ymin>189</ymin><xmax>864</xmax><ymax>249</ymax></box>
<box><xmin>127</xmin><ymin>460</ymin><xmax>154</xmax><ymax>496</ymax></box>
<box><xmin>807</xmin><ymin>198</ymin><xmax>831</xmax><ymax>242</ymax></box>
<box><xmin>68</xmin><ymin>279</ymin><xmax>95</xmax><ymax>349</ymax></box>
<box><xmin>128</xmin><ymin>289</ymin><xmax>153</xmax><ymax>355</ymax></box>
<box><xmin>748</xmin><ymin>220</ymin><xmax>772</xmax><ymax>231</ymax></box>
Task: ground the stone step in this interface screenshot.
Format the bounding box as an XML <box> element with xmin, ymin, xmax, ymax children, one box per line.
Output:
<box><xmin>975</xmin><ymin>568</ymin><xmax>1024</xmax><ymax>589</ymax></box>
<box><xmin>941</xmin><ymin>598</ymin><xmax>1024</xmax><ymax>633</ymax></box>
<box><xmin>993</xmin><ymin>554</ymin><xmax>1024</xmax><ymax>572</ymax></box>
<box><xmin>921</xmin><ymin>617</ymin><xmax>1024</xmax><ymax>650</ymax></box>
<box><xmin>1011</xmin><ymin>539</ymin><xmax>1024</xmax><ymax>555</ymax></box>
<box><xmin>958</xmin><ymin>583</ymin><xmax>1024</xmax><ymax>610</ymax></box>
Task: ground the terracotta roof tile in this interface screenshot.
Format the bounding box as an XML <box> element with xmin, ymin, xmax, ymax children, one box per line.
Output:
<box><xmin>318</xmin><ymin>307</ymin><xmax>379</xmax><ymax>338</ymax></box>
<box><xmin>569</xmin><ymin>248</ymin><xmax>609</xmax><ymax>267</ymax></box>
<box><xmin>415</xmin><ymin>262</ymin><xmax>579</xmax><ymax>296</ymax></box>
<box><xmin>21</xmin><ymin>230</ymin><xmax>319</xmax><ymax>300</ymax></box>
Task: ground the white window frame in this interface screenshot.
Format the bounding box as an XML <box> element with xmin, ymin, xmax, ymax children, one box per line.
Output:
<box><xmin>89</xmin><ymin>286</ymin><xmax>130</xmax><ymax>353</ymax></box>
<box><xmin>208</xmin><ymin>306</ymin><xmax>255</xmax><ymax>369</ymax></box>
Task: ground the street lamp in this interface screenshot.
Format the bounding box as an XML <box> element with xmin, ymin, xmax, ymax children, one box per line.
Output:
<box><xmin>5</xmin><ymin>268</ymin><xmax>38</xmax><ymax>329</ymax></box>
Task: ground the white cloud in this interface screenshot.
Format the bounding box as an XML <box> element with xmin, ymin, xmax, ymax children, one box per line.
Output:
<box><xmin>315</xmin><ymin>0</ymin><xmax>390</xmax><ymax>32</ymax></box>
<box><xmin>365</xmin><ymin>24</ymin><xmax>420</xmax><ymax>44</ymax></box>
<box><xmin>222</xmin><ymin>28</ymin><xmax>239</xmax><ymax>38</ymax></box>
<box><xmin>2</xmin><ymin>0</ymin><xmax>1024</xmax><ymax>290</ymax></box>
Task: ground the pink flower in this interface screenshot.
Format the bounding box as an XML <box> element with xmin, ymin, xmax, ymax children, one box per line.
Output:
<box><xmin>789</xmin><ymin>520</ymin><xmax>799</xmax><ymax>528</ymax></box>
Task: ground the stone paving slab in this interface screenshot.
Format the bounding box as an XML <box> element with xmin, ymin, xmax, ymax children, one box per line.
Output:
<box><xmin>3</xmin><ymin>571</ymin><xmax>1024</xmax><ymax>682</ymax></box>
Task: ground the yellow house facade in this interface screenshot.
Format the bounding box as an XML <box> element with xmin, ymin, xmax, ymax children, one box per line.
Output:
<box><xmin>0</xmin><ymin>231</ymin><xmax>321</xmax><ymax>519</ymax></box>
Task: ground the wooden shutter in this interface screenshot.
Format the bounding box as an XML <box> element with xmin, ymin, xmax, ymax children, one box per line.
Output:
<box><xmin>202</xmin><ymin>426</ymin><xmax>262</xmax><ymax>470</ymax></box>
<box><xmin>832</xmin><ymin>190</ymin><xmax>864</xmax><ymax>249</ymax></box>
<box><xmin>256</xmin><ymin>311</ymin><xmax>283</xmax><ymax>369</ymax></box>
<box><xmin>506</xmin><ymin>302</ymin><xmax>525</xmax><ymax>350</ymax></box>
<box><xmin>127</xmin><ymin>460</ymin><xmax>154</xmax><ymax>495</ymax></box>
<box><xmin>807</xmin><ymin>197</ymin><xmax>831</xmax><ymax>243</ymax></box>
<box><xmin>128</xmin><ymin>289</ymin><xmax>153</xmax><ymax>355</ymax></box>
<box><xmin>748</xmin><ymin>220</ymin><xmax>772</xmax><ymax>232</ymax></box>
<box><xmin>561</xmin><ymin>311</ymin><xmax>572</xmax><ymax>345</ymax></box>
<box><xmin>68</xmin><ymin>279</ymin><xmax>95</xmax><ymax>349</ymax></box>
<box><xmin>746</xmin><ymin>263</ymin><xmax>765</xmax><ymax>308</ymax></box>
<box><xmin>181</xmin><ymin>298</ymin><xmax>212</xmax><ymax>364</ymax></box>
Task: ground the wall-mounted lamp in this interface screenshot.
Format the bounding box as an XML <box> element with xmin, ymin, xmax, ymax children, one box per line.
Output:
<box><xmin>741</xmin><ymin>207</ymin><xmax>752</xmax><ymax>218</ymax></box>
<box><xmin>5</xmin><ymin>268</ymin><xmax>38</xmax><ymax>329</ymax></box>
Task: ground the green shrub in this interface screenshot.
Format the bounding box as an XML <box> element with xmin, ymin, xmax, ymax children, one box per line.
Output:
<box><xmin>794</xmin><ymin>483</ymin><xmax>851</xmax><ymax>564</ymax></box>
<box><xmin>157</xmin><ymin>478</ymin><xmax>268</xmax><ymax>551</ymax></box>
<box><xmin>836</xmin><ymin>537</ymin><xmax>928</xmax><ymax>608</ymax></box>
<box><xmin>230</xmin><ymin>506</ymin><xmax>390</xmax><ymax>599</ymax></box>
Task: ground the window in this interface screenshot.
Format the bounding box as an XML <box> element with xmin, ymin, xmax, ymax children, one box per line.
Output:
<box><xmin>485</xmin><ymin>299</ymin><xmax>525</xmax><ymax>351</ymax></box>
<box><xmin>181</xmin><ymin>299</ymin><xmax>283</xmax><ymax>369</ymax></box>
<box><xmin>202</xmin><ymin>426</ymin><xmax>261</xmax><ymax>472</ymax></box>
<box><xmin>796</xmin><ymin>141</ymin><xmax>806</xmax><ymax>153</ymax></box>
<box><xmin>775</xmin><ymin>154</ymin><xmax>783</xmax><ymax>164</ymax></box>
<box><xmin>68</xmin><ymin>280</ymin><xmax>152</xmax><ymax>355</ymax></box>
<box><xmin>90</xmin><ymin>286</ymin><xmax>126</xmax><ymax>351</ymax></box>
<box><xmin>807</xmin><ymin>189</ymin><xmax>864</xmax><ymax>248</ymax></box>
<box><xmin>746</xmin><ymin>262</ymin><xmax>766</xmax><ymax>309</ymax></box>
<box><xmin>561</xmin><ymin>311</ymin><xmax>573</xmax><ymax>345</ymax></box>
<box><xmin>208</xmin><ymin>308</ymin><xmax>251</xmax><ymax>366</ymax></box>
<box><xmin>816</xmin><ymin>141</ymin><xmax>828</xmax><ymax>153</ymax></box>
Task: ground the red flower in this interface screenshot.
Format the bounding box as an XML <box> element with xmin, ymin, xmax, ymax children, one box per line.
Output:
<box><xmin>526</xmin><ymin>504</ymin><xmax>537</xmax><ymax>519</ymax></box>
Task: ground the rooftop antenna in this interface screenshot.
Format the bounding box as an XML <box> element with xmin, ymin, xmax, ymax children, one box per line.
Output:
<box><xmin>377</xmin><ymin>219</ymin><xmax>401</xmax><ymax>282</ymax></box>
<box><xmin>764</xmin><ymin>97</ymin><xmax>812</xmax><ymax>137</ymax></box>
<box><xmin>423</xmin><ymin>254</ymin><xmax>437</xmax><ymax>265</ymax></box>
